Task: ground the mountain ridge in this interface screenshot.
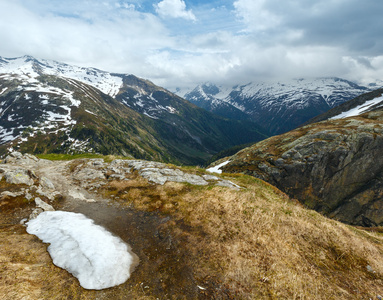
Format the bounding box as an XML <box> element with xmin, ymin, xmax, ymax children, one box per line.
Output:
<box><xmin>0</xmin><ymin>55</ymin><xmax>268</xmax><ymax>165</ymax></box>
<box><xmin>179</xmin><ymin>78</ymin><xmax>374</xmax><ymax>134</ymax></box>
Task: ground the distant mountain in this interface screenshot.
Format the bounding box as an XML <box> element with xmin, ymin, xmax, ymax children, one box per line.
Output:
<box><xmin>178</xmin><ymin>78</ymin><xmax>372</xmax><ymax>135</ymax></box>
<box><xmin>0</xmin><ymin>56</ymin><xmax>268</xmax><ymax>165</ymax></box>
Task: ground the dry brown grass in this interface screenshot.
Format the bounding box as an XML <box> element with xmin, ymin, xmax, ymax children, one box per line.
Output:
<box><xmin>2</xmin><ymin>168</ymin><xmax>383</xmax><ymax>299</ymax></box>
<box><xmin>101</xmin><ymin>174</ymin><xmax>383</xmax><ymax>299</ymax></box>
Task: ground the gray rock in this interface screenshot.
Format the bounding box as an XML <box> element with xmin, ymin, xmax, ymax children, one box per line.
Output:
<box><xmin>203</xmin><ymin>175</ymin><xmax>219</xmax><ymax>181</ymax></box>
<box><xmin>1</xmin><ymin>191</ymin><xmax>22</xmax><ymax>198</ymax></box>
<box><xmin>168</xmin><ymin>173</ymin><xmax>208</xmax><ymax>186</ymax></box>
<box><xmin>74</xmin><ymin>168</ymin><xmax>106</xmax><ymax>181</ymax></box>
<box><xmin>23</xmin><ymin>153</ymin><xmax>39</xmax><ymax>162</ymax></box>
<box><xmin>140</xmin><ymin>170</ymin><xmax>168</xmax><ymax>185</ymax></box>
<box><xmin>274</xmin><ymin>158</ymin><xmax>285</xmax><ymax>167</ymax></box>
<box><xmin>25</xmin><ymin>191</ymin><xmax>33</xmax><ymax>200</ymax></box>
<box><xmin>216</xmin><ymin>180</ymin><xmax>240</xmax><ymax>190</ymax></box>
<box><xmin>88</xmin><ymin>159</ymin><xmax>104</xmax><ymax>167</ymax></box>
<box><xmin>160</xmin><ymin>168</ymin><xmax>184</xmax><ymax>176</ymax></box>
<box><xmin>4</xmin><ymin>155</ymin><xmax>17</xmax><ymax>164</ymax></box>
<box><xmin>4</xmin><ymin>168</ymin><xmax>34</xmax><ymax>186</ymax></box>
<box><xmin>35</xmin><ymin>197</ymin><xmax>55</xmax><ymax>211</ymax></box>
<box><xmin>40</xmin><ymin>176</ymin><xmax>55</xmax><ymax>190</ymax></box>
<box><xmin>10</xmin><ymin>151</ymin><xmax>23</xmax><ymax>159</ymax></box>
<box><xmin>108</xmin><ymin>174</ymin><xmax>126</xmax><ymax>180</ymax></box>
<box><xmin>29</xmin><ymin>208</ymin><xmax>44</xmax><ymax>219</ymax></box>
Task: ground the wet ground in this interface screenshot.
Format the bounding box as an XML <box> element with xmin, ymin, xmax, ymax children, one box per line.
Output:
<box><xmin>57</xmin><ymin>198</ymin><xmax>208</xmax><ymax>299</ymax></box>
<box><xmin>1</xmin><ymin>159</ymin><xmax>234</xmax><ymax>299</ymax></box>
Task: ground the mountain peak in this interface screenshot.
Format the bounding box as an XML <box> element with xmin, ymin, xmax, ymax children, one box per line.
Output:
<box><xmin>180</xmin><ymin>77</ymin><xmax>372</xmax><ymax>135</ymax></box>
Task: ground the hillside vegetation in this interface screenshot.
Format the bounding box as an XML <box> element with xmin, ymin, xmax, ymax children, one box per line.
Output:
<box><xmin>1</xmin><ymin>154</ymin><xmax>383</xmax><ymax>299</ymax></box>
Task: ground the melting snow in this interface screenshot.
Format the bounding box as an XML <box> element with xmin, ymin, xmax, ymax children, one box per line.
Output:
<box><xmin>85</xmin><ymin>109</ymin><xmax>97</xmax><ymax>116</ymax></box>
<box><xmin>0</xmin><ymin>87</ymin><xmax>8</xmax><ymax>95</ymax></box>
<box><xmin>207</xmin><ymin>160</ymin><xmax>231</xmax><ymax>174</ymax></box>
<box><xmin>26</xmin><ymin>211</ymin><xmax>136</xmax><ymax>290</ymax></box>
<box><xmin>331</xmin><ymin>95</ymin><xmax>383</xmax><ymax>120</ymax></box>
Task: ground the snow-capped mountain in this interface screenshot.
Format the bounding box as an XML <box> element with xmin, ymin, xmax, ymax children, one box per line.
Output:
<box><xmin>179</xmin><ymin>78</ymin><xmax>372</xmax><ymax>134</ymax></box>
<box><xmin>0</xmin><ymin>55</ymin><xmax>179</xmax><ymax>119</ymax></box>
<box><xmin>0</xmin><ymin>55</ymin><xmax>267</xmax><ymax>164</ymax></box>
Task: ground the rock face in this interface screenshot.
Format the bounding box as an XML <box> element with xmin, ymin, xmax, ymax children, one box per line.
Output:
<box><xmin>219</xmin><ymin>109</ymin><xmax>383</xmax><ymax>226</ymax></box>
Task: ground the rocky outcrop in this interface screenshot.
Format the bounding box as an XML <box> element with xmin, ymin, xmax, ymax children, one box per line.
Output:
<box><xmin>1</xmin><ymin>151</ymin><xmax>242</xmax><ymax>223</ymax></box>
<box><xmin>73</xmin><ymin>158</ymin><xmax>240</xmax><ymax>189</ymax></box>
<box><xmin>219</xmin><ymin>110</ymin><xmax>383</xmax><ymax>226</ymax></box>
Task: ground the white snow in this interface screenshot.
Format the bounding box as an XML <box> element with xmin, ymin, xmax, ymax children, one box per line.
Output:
<box><xmin>26</xmin><ymin>211</ymin><xmax>136</xmax><ymax>290</ymax></box>
<box><xmin>85</xmin><ymin>109</ymin><xmax>97</xmax><ymax>116</ymax></box>
<box><xmin>181</xmin><ymin>78</ymin><xmax>370</xmax><ymax>113</ymax></box>
<box><xmin>206</xmin><ymin>160</ymin><xmax>230</xmax><ymax>174</ymax></box>
<box><xmin>0</xmin><ymin>56</ymin><xmax>123</xmax><ymax>97</ymax></box>
<box><xmin>166</xmin><ymin>106</ymin><xmax>177</xmax><ymax>114</ymax></box>
<box><xmin>331</xmin><ymin>95</ymin><xmax>383</xmax><ymax>120</ymax></box>
<box><xmin>0</xmin><ymin>87</ymin><xmax>8</xmax><ymax>95</ymax></box>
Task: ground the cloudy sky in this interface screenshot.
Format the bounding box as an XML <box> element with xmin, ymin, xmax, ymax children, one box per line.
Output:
<box><xmin>1</xmin><ymin>0</ymin><xmax>383</xmax><ymax>90</ymax></box>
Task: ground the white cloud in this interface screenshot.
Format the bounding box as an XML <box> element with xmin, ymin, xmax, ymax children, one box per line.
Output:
<box><xmin>0</xmin><ymin>0</ymin><xmax>382</xmax><ymax>90</ymax></box>
<box><xmin>155</xmin><ymin>0</ymin><xmax>196</xmax><ymax>21</ymax></box>
<box><xmin>0</xmin><ymin>1</ymin><xmax>173</xmax><ymax>73</ymax></box>
<box><xmin>233</xmin><ymin>0</ymin><xmax>280</xmax><ymax>31</ymax></box>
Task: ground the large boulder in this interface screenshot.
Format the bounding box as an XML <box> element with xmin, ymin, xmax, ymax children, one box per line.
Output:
<box><xmin>219</xmin><ymin>110</ymin><xmax>383</xmax><ymax>226</ymax></box>
<box><xmin>4</xmin><ymin>168</ymin><xmax>34</xmax><ymax>186</ymax></box>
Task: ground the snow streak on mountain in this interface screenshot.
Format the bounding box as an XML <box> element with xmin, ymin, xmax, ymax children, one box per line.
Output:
<box><xmin>0</xmin><ymin>55</ymin><xmax>267</xmax><ymax>164</ymax></box>
<box><xmin>179</xmin><ymin>78</ymin><xmax>373</xmax><ymax>134</ymax></box>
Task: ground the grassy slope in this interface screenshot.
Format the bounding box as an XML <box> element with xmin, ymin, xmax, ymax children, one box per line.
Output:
<box><xmin>1</xmin><ymin>158</ymin><xmax>383</xmax><ymax>299</ymax></box>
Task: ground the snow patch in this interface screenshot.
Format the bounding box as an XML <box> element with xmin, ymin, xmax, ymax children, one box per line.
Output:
<box><xmin>0</xmin><ymin>87</ymin><xmax>8</xmax><ymax>95</ymax></box>
<box><xmin>85</xmin><ymin>109</ymin><xmax>97</xmax><ymax>116</ymax></box>
<box><xmin>207</xmin><ymin>160</ymin><xmax>230</xmax><ymax>174</ymax></box>
<box><xmin>331</xmin><ymin>95</ymin><xmax>383</xmax><ymax>120</ymax></box>
<box><xmin>26</xmin><ymin>211</ymin><xmax>137</xmax><ymax>290</ymax></box>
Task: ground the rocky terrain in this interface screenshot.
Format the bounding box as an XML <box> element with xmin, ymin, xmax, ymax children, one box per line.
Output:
<box><xmin>218</xmin><ymin>107</ymin><xmax>383</xmax><ymax>227</ymax></box>
<box><xmin>1</xmin><ymin>152</ymin><xmax>383</xmax><ymax>299</ymax></box>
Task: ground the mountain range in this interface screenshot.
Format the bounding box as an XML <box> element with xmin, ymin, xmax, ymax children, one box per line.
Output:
<box><xmin>178</xmin><ymin>78</ymin><xmax>376</xmax><ymax>135</ymax></box>
<box><xmin>0</xmin><ymin>55</ymin><xmax>267</xmax><ymax>165</ymax></box>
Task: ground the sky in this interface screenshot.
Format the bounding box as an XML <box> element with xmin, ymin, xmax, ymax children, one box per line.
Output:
<box><xmin>0</xmin><ymin>0</ymin><xmax>383</xmax><ymax>90</ymax></box>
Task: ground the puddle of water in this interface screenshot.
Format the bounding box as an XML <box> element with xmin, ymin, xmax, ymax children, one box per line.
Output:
<box><xmin>57</xmin><ymin>198</ymin><xmax>202</xmax><ymax>298</ymax></box>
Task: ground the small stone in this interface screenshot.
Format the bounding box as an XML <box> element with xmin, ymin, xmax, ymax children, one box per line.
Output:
<box><xmin>20</xmin><ymin>218</ymin><xmax>28</xmax><ymax>225</ymax></box>
<box><xmin>10</xmin><ymin>151</ymin><xmax>23</xmax><ymax>159</ymax></box>
<box><xmin>1</xmin><ymin>191</ymin><xmax>19</xmax><ymax>198</ymax></box>
<box><xmin>29</xmin><ymin>208</ymin><xmax>44</xmax><ymax>219</ymax></box>
<box><xmin>40</xmin><ymin>176</ymin><xmax>55</xmax><ymax>190</ymax></box>
<box><xmin>23</xmin><ymin>153</ymin><xmax>39</xmax><ymax>161</ymax></box>
<box><xmin>366</xmin><ymin>265</ymin><xmax>375</xmax><ymax>273</ymax></box>
<box><xmin>35</xmin><ymin>197</ymin><xmax>55</xmax><ymax>211</ymax></box>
